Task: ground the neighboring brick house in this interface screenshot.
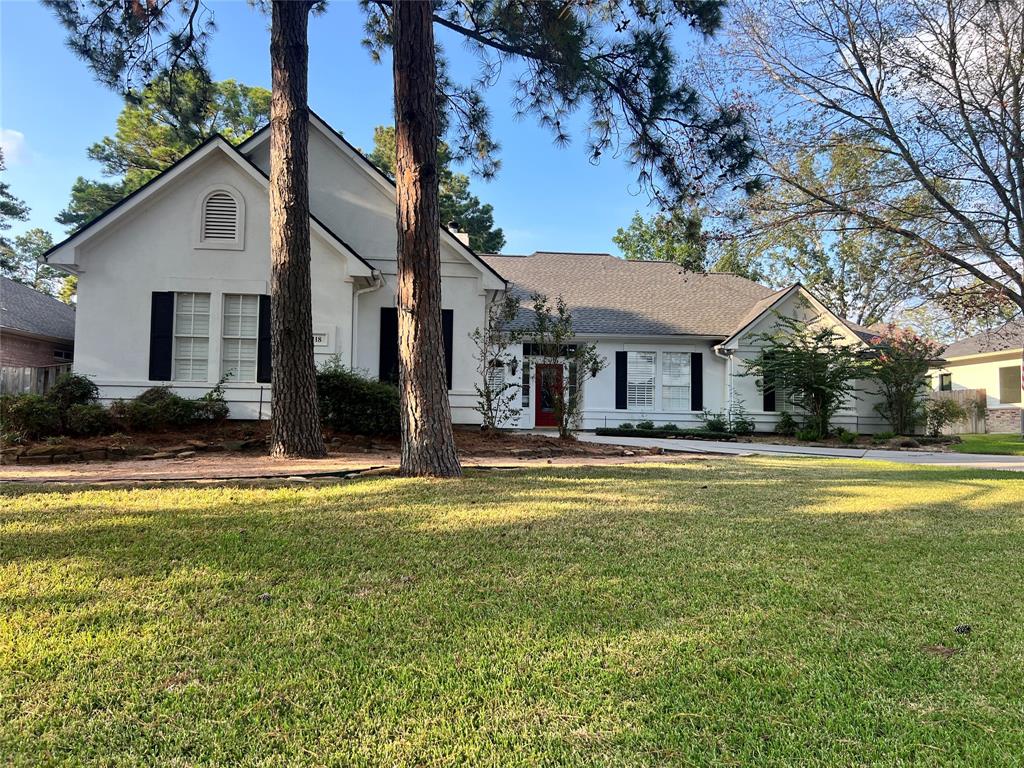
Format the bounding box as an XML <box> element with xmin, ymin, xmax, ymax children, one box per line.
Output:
<box><xmin>1</xmin><ymin>277</ymin><xmax>76</xmax><ymax>393</ymax></box>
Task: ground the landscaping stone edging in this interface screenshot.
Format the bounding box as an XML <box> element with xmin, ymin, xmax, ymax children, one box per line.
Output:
<box><xmin>0</xmin><ymin>438</ymin><xmax>265</xmax><ymax>466</ymax></box>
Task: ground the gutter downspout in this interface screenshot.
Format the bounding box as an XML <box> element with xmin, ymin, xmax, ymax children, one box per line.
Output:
<box><xmin>351</xmin><ymin>270</ymin><xmax>385</xmax><ymax>369</ymax></box>
<box><xmin>713</xmin><ymin>344</ymin><xmax>734</xmax><ymax>411</ymax></box>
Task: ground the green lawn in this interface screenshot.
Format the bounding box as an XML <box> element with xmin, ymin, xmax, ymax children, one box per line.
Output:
<box><xmin>954</xmin><ymin>432</ymin><xmax>1024</xmax><ymax>456</ymax></box>
<box><xmin>3</xmin><ymin>459</ymin><xmax>1023</xmax><ymax>766</ymax></box>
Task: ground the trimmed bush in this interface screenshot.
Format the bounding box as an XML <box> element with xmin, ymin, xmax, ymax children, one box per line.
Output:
<box><xmin>111</xmin><ymin>385</ymin><xmax>229</xmax><ymax>431</ymax></box>
<box><xmin>317</xmin><ymin>362</ymin><xmax>400</xmax><ymax>436</ymax></box>
<box><xmin>65</xmin><ymin>403</ymin><xmax>116</xmax><ymax>436</ymax></box>
<box><xmin>594</xmin><ymin>427</ymin><xmax>736</xmax><ymax>441</ymax></box>
<box><xmin>46</xmin><ymin>373</ymin><xmax>99</xmax><ymax>416</ymax></box>
<box><xmin>618</xmin><ymin>423</ymin><xmax>634</xmax><ymax>430</ymax></box>
<box><xmin>1</xmin><ymin>394</ymin><xmax>61</xmax><ymax>440</ymax></box>
<box><xmin>838</xmin><ymin>430</ymin><xmax>857</xmax><ymax>445</ymax></box>
<box><xmin>636</xmin><ymin>420</ymin><xmax>656</xmax><ymax>431</ymax></box>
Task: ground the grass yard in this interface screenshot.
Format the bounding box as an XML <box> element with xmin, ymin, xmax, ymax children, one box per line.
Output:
<box><xmin>955</xmin><ymin>432</ymin><xmax>1024</xmax><ymax>456</ymax></box>
<box><xmin>2</xmin><ymin>458</ymin><xmax>1023</xmax><ymax>766</ymax></box>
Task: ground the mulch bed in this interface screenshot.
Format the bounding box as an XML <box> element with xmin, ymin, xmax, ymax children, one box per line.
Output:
<box><xmin>1</xmin><ymin>422</ymin><xmax>649</xmax><ymax>468</ymax></box>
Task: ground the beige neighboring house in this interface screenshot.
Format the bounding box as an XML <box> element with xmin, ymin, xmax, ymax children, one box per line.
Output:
<box><xmin>932</xmin><ymin>319</ymin><xmax>1023</xmax><ymax>433</ymax></box>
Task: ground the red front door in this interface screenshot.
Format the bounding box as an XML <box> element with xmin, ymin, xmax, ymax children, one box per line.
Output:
<box><xmin>534</xmin><ymin>364</ymin><xmax>563</xmax><ymax>427</ymax></box>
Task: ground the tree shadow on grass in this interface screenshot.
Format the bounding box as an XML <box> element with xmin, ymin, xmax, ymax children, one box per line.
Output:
<box><xmin>2</xmin><ymin>462</ymin><xmax>1024</xmax><ymax>765</ymax></box>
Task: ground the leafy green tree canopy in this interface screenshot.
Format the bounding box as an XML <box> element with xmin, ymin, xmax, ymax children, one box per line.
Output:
<box><xmin>58</xmin><ymin>75</ymin><xmax>271</xmax><ymax>230</ymax></box>
<box><xmin>0</xmin><ymin>228</ymin><xmax>65</xmax><ymax>296</ymax></box>
<box><xmin>613</xmin><ymin>209</ymin><xmax>707</xmax><ymax>271</ymax></box>
<box><xmin>0</xmin><ymin>148</ymin><xmax>30</xmax><ymax>252</ymax></box>
<box><xmin>367</xmin><ymin>125</ymin><xmax>505</xmax><ymax>253</ymax></box>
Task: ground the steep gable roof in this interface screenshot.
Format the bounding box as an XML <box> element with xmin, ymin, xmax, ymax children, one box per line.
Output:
<box><xmin>1</xmin><ymin>277</ymin><xmax>76</xmax><ymax>342</ymax></box>
<box><xmin>238</xmin><ymin>110</ymin><xmax>507</xmax><ymax>288</ymax></box>
<box><xmin>41</xmin><ymin>134</ymin><xmax>375</xmax><ymax>276</ymax></box>
<box><xmin>480</xmin><ymin>252</ymin><xmax>776</xmax><ymax>337</ymax></box>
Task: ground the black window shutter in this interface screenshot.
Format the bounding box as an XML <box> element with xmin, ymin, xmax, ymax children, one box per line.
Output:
<box><xmin>148</xmin><ymin>292</ymin><xmax>174</xmax><ymax>381</ymax></box>
<box><xmin>690</xmin><ymin>352</ymin><xmax>704</xmax><ymax>411</ymax></box>
<box><xmin>442</xmin><ymin>309</ymin><xmax>454</xmax><ymax>390</ymax></box>
<box><xmin>763</xmin><ymin>385</ymin><xmax>776</xmax><ymax>412</ymax></box>
<box><xmin>615</xmin><ymin>351</ymin><xmax>628</xmax><ymax>409</ymax></box>
<box><xmin>256</xmin><ymin>294</ymin><xmax>272</xmax><ymax>383</ymax></box>
<box><xmin>379</xmin><ymin>307</ymin><xmax>399</xmax><ymax>384</ymax></box>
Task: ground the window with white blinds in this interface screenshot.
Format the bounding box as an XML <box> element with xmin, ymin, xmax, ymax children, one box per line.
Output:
<box><xmin>661</xmin><ymin>352</ymin><xmax>691</xmax><ymax>410</ymax></box>
<box><xmin>626</xmin><ymin>351</ymin><xmax>656</xmax><ymax>408</ymax></box>
<box><xmin>173</xmin><ymin>292</ymin><xmax>210</xmax><ymax>382</ymax></box>
<box><xmin>200</xmin><ymin>190</ymin><xmax>241</xmax><ymax>245</ymax></box>
<box><xmin>222</xmin><ymin>294</ymin><xmax>260</xmax><ymax>382</ymax></box>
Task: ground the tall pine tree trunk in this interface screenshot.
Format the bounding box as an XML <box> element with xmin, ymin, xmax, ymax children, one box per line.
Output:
<box><xmin>268</xmin><ymin>0</ymin><xmax>325</xmax><ymax>458</ymax></box>
<box><xmin>392</xmin><ymin>0</ymin><xmax>462</xmax><ymax>477</ymax></box>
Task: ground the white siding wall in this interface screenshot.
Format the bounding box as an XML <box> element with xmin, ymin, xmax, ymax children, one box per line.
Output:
<box><xmin>247</xmin><ymin>129</ymin><xmax>493</xmax><ymax>424</ymax></box>
<box><xmin>71</xmin><ymin>150</ymin><xmax>356</xmax><ymax>419</ymax></box>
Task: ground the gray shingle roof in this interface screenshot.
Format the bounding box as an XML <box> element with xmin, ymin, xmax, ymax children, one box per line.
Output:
<box><xmin>1</xmin><ymin>277</ymin><xmax>76</xmax><ymax>342</ymax></box>
<box><xmin>943</xmin><ymin>318</ymin><xmax>1023</xmax><ymax>358</ymax></box>
<box><xmin>479</xmin><ymin>252</ymin><xmax>777</xmax><ymax>337</ymax></box>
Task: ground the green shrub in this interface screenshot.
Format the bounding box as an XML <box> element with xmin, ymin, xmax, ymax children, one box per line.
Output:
<box><xmin>618</xmin><ymin>422</ymin><xmax>634</xmax><ymax>430</ymax></box>
<box><xmin>111</xmin><ymin>384</ymin><xmax>229</xmax><ymax>431</ymax></box>
<box><xmin>838</xmin><ymin>430</ymin><xmax>857</xmax><ymax>445</ymax></box>
<box><xmin>662</xmin><ymin>423</ymin><xmax>679</xmax><ymax>432</ymax></box>
<box><xmin>636</xmin><ymin>420</ymin><xmax>656</xmax><ymax>431</ymax></box>
<box><xmin>873</xmin><ymin>430</ymin><xmax>896</xmax><ymax>442</ymax></box>
<box><xmin>774</xmin><ymin>412</ymin><xmax>799</xmax><ymax>437</ymax></box>
<box><xmin>701</xmin><ymin>409</ymin><xmax>728</xmax><ymax>432</ymax></box>
<box><xmin>65</xmin><ymin>403</ymin><xmax>116</xmax><ymax>436</ymax></box>
<box><xmin>193</xmin><ymin>380</ymin><xmax>230</xmax><ymax>423</ymax></box>
<box><xmin>45</xmin><ymin>373</ymin><xmax>99</xmax><ymax>416</ymax></box>
<box><xmin>316</xmin><ymin>362</ymin><xmax>400</xmax><ymax>436</ymax></box>
<box><xmin>0</xmin><ymin>394</ymin><xmax>61</xmax><ymax>439</ymax></box>
<box><xmin>795</xmin><ymin>426</ymin><xmax>821</xmax><ymax>441</ymax></box>
<box><xmin>728</xmin><ymin>402</ymin><xmax>756</xmax><ymax>436</ymax></box>
<box><xmin>923</xmin><ymin>398</ymin><xmax>968</xmax><ymax>438</ymax></box>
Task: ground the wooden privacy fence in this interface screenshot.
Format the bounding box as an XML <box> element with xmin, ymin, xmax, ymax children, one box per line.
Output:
<box><xmin>929</xmin><ymin>388</ymin><xmax>987</xmax><ymax>434</ymax></box>
<box><xmin>0</xmin><ymin>364</ymin><xmax>72</xmax><ymax>396</ymax></box>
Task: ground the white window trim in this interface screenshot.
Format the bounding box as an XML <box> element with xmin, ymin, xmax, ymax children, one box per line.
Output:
<box><xmin>221</xmin><ymin>293</ymin><xmax>260</xmax><ymax>383</ymax></box>
<box><xmin>173</xmin><ymin>292</ymin><xmax>211</xmax><ymax>383</ymax></box>
<box><xmin>195</xmin><ymin>184</ymin><xmax>245</xmax><ymax>251</ymax></box>
<box><xmin>626</xmin><ymin>351</ymin><xmax>656</xmax><ymax>410</ymax></box>
<box><xmin>661</xmin><ymin>351</ymin><xmax>691</xmax><ymax>412</ymax></box>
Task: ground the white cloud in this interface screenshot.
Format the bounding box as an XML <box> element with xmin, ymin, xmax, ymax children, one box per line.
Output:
<box><xmin>0</xmin><ymin>129</ymin><xmax>29</xmax><ymax>165</ymax></box>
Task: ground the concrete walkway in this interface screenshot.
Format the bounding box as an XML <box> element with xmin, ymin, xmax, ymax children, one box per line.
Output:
<box><xmin>577</xmin><ymin>433</ymin><xmax>1024</xmax><ymax>473</ymax></box>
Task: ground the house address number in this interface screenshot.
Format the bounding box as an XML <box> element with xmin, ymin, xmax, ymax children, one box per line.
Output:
<box><xmin>312</xmin><ymin>332</ymin><xmax>329</xmax><ymax>347</ymax></box>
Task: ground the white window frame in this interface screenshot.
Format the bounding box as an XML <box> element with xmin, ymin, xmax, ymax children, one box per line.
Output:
<box><xmin>173</xmin><ymin>292</ymin><xmax>210</xmax><ymax>383</ymax></box>
<box><xmin>195</xmin><ymin>184</ymin><xmax>245</xmax><ymax>251</ymax></box>
<box><xmin>626</xmin><ymin>351</ymin><xmax>656</xmax><ymax>409</ymax></box>
<box><xmin>221</xmin><ymin>293</ymin><xmax>260</xmax><ymax>383</ymax></box>
<box><xmin>661</xmin><ymin>351</ymin><xmax>691</xmax><ymax>411</ymax></box>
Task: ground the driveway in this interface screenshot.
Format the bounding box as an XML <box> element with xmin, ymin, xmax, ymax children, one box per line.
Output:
<box><xmin>578</xmin><ymin>433</ymin><xmax>1024</xmax><ymax>473</ymax></box>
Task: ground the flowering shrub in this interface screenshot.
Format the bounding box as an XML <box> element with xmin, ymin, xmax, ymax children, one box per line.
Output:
<box><xmin>868</xmin><ymin>325</ymin><xmax>945</xmax><ymax>435</ymax></box>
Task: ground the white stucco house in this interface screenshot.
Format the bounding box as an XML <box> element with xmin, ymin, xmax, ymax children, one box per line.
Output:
<box><xmin>41</xmin><ymin>110</ymin><xmax>891</xmax><ymax>433</ymax></box>
<box><xmin>931</xmin><ymin>320</ymin><xmax>1022</xmax><ymax>433</ymax></box>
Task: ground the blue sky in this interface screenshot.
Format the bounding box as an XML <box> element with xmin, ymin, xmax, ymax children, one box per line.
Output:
<box><xmin>1</xmin><ymin>0</ymin><xmax>668</xmax><ymax>254</ymax></box>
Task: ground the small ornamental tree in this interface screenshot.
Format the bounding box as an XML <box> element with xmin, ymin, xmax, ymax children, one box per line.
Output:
<box><xmin>528</xmin><ymin>294</ymin><xmax>607</xmax><ymax>440</ymax></box>
<box><xmin>868</xmin><ymin>325</ymin><xmax>945</xmax><ymax>435</ymax></box>
<box><xmin>470</xmin><ymin>293</ymin><xmax>523</xmax><ymax>431</ymax></box>
<box><xmin>744</xmin><ymin>314</ymin><xmax>867</xmax><ymax>440</ymax></box>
